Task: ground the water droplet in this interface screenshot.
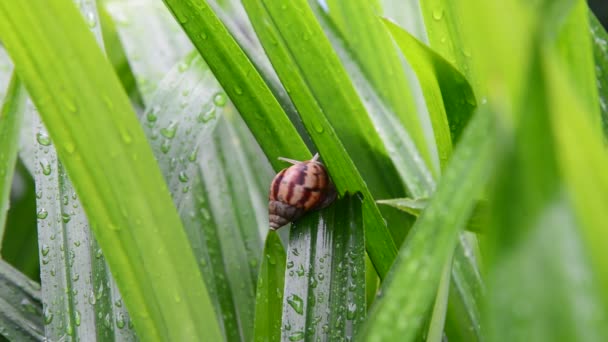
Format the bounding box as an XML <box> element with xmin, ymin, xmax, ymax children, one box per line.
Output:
<box><xmin>432</xmin><ymin>9</ymin><xmax>444</xmax><ymax>20</ymax></box>
<box><xmin>41</xmin><ymin>244</ymin><xmax>50</xmax><ymax>256</ymax></box>
<box><xmin>188</xmin><ymin>147</ymin><xmax>198</xmax><ymax>162</ymax></box>
<box><xmin>160</xmin><ymin>121</ymin><xmax>178</xmax><ymax>139</ymax></box>
<box><xmin>288</xmin><ymin>331</ymin><xmax>305</xmax><ymax>341</ymax></box>
<box><xmin>178</xmin><ymin>171</ymin><xmax>189</xmax><ymax>183</ymax></box>
<box><xmin>313</xmin><ymin>123</ymin><xmax>324</xmax><ymax>133</ymax></box>
<box><xmin>213</xmin><ymin>92</ymin><xmax>227</xmax><ymax>107</ymax></box>
<box><xmin>200</xmin><ymin>32</ymin><xmax>208</xmax><ymax>40</ymax></box>
<box><xmin>198</xmin><ymin>106</ymin><xmax>216</xmax><ymax>123</ymax></box>
<box><xmin>36</xmin><ymin>132</ymin><xmax>51</xmax><ymax>146</ymax></box>
<box><xmin>234</xmin><ymin>86</ymin><xmax>243</xmax><ymax>95</ymax></box>
<box><xmin>88</xmin><ymin>291</ymin><xmax>96</xmax><ymax>305</ymax></box>
<box><xmin>286</xmin><ymin>261</ymin><xmax>294</xmax><ymax>269</ymax></box>
<box><xmin>37</xmin><ymin>208</ymin><xmax>48</xmax><ymax>219</ymax></box>
<box><xmin>296</xmin><ymin>265</ymin><xmax>305</xmax><ymax>277</ymax></box>
<box><xmin>347</xmin><ymin>303</ymin><xmax>357</xmax><ymax>320</ymax></box>
<box><xmin>160</xmin><ymin>140</ymin><xmax>171</xmax><ymax>153</ymax></box>
<box><xmin>75</xmin><ymin>310</ymin><xmax>81</xmax><ymax>326</ymax></box>
<box><xmin>62</xmin><ymin>213</ymin><xmax>71</xmax><ymax>223</ymax></box>
<box><xmin>116</xmin><ymin>313</ymin><xmax>126</xmax><ymax>329</ymax></box>
<box><xmin>287</xmin><ymin>294</ymin><xmax>304</xmax><ymax>314</ymax></box>
<box><xmin>43</xmin><ymin>307</ymin><xmax>54</xmax><ymax>324</ymax></box>
<box><xmin>86</xmin><ymin>12</ymin><xmax>96</xmax><ymax>28</ymax></box>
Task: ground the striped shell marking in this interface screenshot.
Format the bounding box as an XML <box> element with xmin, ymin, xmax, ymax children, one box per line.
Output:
<box><xmin>268</xmin><ymin>154</ymin><xmax>337</xmax><ymax>229</ymax></box>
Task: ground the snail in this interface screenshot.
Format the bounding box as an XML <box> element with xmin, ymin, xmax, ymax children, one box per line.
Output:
<box><xmin>268</xmin><ymin>153</ymin><xmax>337</xmax><ymax>229</ymax></box>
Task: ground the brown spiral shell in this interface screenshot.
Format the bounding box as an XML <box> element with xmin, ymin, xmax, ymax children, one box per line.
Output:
<box><xmin>268</xmin><ymin>153</ymin><xmax>337</xmax><ymax>229</ymax></box>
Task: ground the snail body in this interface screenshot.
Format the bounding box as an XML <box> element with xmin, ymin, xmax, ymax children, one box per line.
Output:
<box><xmin>268</xmin><ymin>154</ymin><xmax>337</xmax><ymax>229</ymax></box>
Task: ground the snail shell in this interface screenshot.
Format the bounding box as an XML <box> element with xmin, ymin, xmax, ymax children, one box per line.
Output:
<box><xmin>268</xmin><ymin>153</ymin><xmax>337</xmax><ymax>229</ymax></box>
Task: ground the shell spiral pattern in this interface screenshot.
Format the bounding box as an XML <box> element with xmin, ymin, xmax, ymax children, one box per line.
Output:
<box><xmin>268</xmin><ymin>154</ymin><xmax>337</xmax><ymax>229</ymax></box>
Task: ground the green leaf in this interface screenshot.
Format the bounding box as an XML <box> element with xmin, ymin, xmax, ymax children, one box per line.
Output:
<box><xmin>308</xmin><ymin>5</ymin><xmax>435</xmax><ymax>199</ymax></box>
<box><xmin>162</xmin><ymin>0</ymin><xmax>310</xmax><ymax>171</ymax></box>
<box><xmin>0</xmin><ymin>0</ymin><xmax>221</xmax><ymax>340</ymax></box>
<box><xmin>383</xmin><ymin>19</ymin><xmax>477</xmax><ymax>165</ymax></box>
<box><xmin>242</xmin><ymin>0</ymin><xmax>406</xmax><ymax>201</ymax></box>
<box><xmin>590</xmin><ymin>12</ymin><xmax>608</xmax><ymax>136</ymax></box>
<box><xmin>253</xmin><ymin>231</ymin><xmax>286</xmax><ymax>342</ymax></box>
<box><xmin>377</xmin><ymin>197</ymin><xmax>485</xmax><ymax>233</ymax></box>
<box><xmin>140</xmin><ymin>51</ymin><xmax>271</xmax><ymax>341</ymax></box>
<box><xmin>545</xmin><ymin>48</ymin><xmax>608</xmax><ymax>318</ymax></box>
<box><xmin>0</xmin><ymin>260</ymin><xmax>43</xmax><ymax>341</ymax></box>
<box><xmin>360</xmin><ymin>108</ymin><xmax>494</xmax><ymax>341</ymax></box>
<box><xmin>104</xmin><ymin>0</ymin><xmax>194</xmax><ymax>106</ymax></box>
<box><xmin>281</xmin><ymin>196</ymin><xmax>365</xmax><ymax>341</ymax></box>
<box><xmin>163</xmin><ymin>0</ymin><xmax>397</xmax><ymax>278</ymax></box>
<box><xmin>0</xmin><ymin>75</ymin><xmax>26</xmax><ymax>241</ymax></box>
<box><xmin>325</xmin><ymin>0</ymin><xmax>434</xmax><ymax>174</ymax></box>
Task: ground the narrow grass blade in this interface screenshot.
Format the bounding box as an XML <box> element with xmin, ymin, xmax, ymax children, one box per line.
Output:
<box><xmin>590</xmin><ymin>12</ymin><xmax>608</xmax><ymax>136</ymax></box>
<box><xmin>545</xmin><ymin>49</ymin><xmax>608</xmax><ymax>316</ymax></box>
<box><xmin>254</xmin><ymin>231</ymin><xmax>286</xmax><ymax>342</ymax></box>
<box><xmin>162</xmin><ymin>0</ymin><xmax>310</xmax><ymax>170</ymax></box>
<box><xmin>282</xmin><ymin>196</ymin><xmax>365</xmax><ymax>341</ymax></box>
<box><xmin>0</xmin><ymin>260</ymin><xmax>43</xmax><ymax>341</ymax></box>
<box><xmin>0</xmin><ymin>48</ymin><xmax>12</xmax><ymax>97</ymax></box>
<box><xmin>163</xmin><ymin>0</ymin><xmax>397</xmax><ymax>278</ymax></box>
<box><xmin>2</xmin><ymin>160</ymin><xmax>39</xmax><ymax>281</ymax></box>
<box><xmin>0</xmin><ymin>75</ymin><xmax>26</xmax><ymax>240</ymax></box>
<box><xmin>418</xmin><ymin>0</ymin><xmax>480</xmax><ymax>91</ymax></box>
<box><xmin>383</xmin><ymin>19</ymin><xmax>476</xmax><ymax>165</ymax></box>
<box><xmin>378</xmin><ymin>198</ymin><xmax>485</xmax><ymax>233</ymax></box>
<box><xmin>242</xmin><ymin>0</ymin><xmax>406</xmax><ymax>201</ymax></box>
<box><xmin>0</xmin><ymin>0</ymin><xmax>221</xmax><ymax>340</ymax></box>
<box><xmin>324</xmin><ymin>0</ymin><xmax>434</xmax><ymax>173</ymax></box>
<box><xmin>359</xmin><ymin>109</ymin><xmax>494</xmax><ymax>341</ymax></box>
<box><xmin>98</xmin><ymin>4</ymin><xmax>142</xmax><ymax>106</ymax></box>
<box><xmin>140</xmin><ymin>52</ymin><xmax>271</xmax><ymax>341</ymax></box>
<box><xmin>308</xmin><ymin>6</ymin><xmax>435</xmax><ymax>199</ymax></box>
<box><xmin>104</xmin><ymin>0</ymin><xmax>194</xmax><ymax>105</ymax></box>
<box><xmin>483</xmin><ymin>51</ymin><xmax>608</xmax><ymax>341</ymax></box>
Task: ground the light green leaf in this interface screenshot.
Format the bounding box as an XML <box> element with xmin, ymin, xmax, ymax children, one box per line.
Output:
<box><xmin>162</xmin><ymin>0</ymin><xmax>310</xmax><ymax>171</ymax></box>
<box><xmin>253</xmin><ymin>231</ymin><xmax>286</xmax><ymax>342</ymax></box>
<box><xmin>0</xmin><ymin>0</ymin><xmax>221</xmax><ymax>340</ymax></box>
<box><xmin>0</xmin><ymin>260</ymin><xmax>43</xmax><ymax>341</ymax></box>
<box><xmin>281</xmin><ymin>196</ymin><xmax>365</xmax><ymax>341</ymax></box>
<box><xmin>360</xmin><ymin>108</ymin><xmax>494</xmax><ymax>341</ymax></box>
<box><xmin>383</xmin><ymin>19</ymin><xmax>477</xmax><ymax>166</ymax></box>
<box><xmin>325</xmin><ymin>0</ymin><xmax>434</xmax><ymax>174</ymax></box>
<box><xmin>104</xmin><ymin>0</ymin><xmax>194</xmax><ymax>105</ymax></box>
<box><xmin>0</xmin><ymin>75</ymin><xmax>26</xmax><ymax>241</ymax></box>
<box><xmin>164</xmin><ymin>0</ymin><xmax>397</xmax><ymax>278</ymax></box>
<box><xmin>377</xmin><ymin>197</ymin><xmax>485</xmax><ymax>233</ymax></box>
<box><xmin>590</xmin><ymin>12</ymin><xmax>608</xmax><ymax>136</ymax></box>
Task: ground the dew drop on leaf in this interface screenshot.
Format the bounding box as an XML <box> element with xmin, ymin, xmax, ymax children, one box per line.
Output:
<box><xmin>287</xmin><ymin>294</ymin><xmax>304</xmax><ymax>315</ymax></box>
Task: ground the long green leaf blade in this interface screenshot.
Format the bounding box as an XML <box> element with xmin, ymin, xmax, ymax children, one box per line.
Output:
<box><xmin>0</xmin><ymin>260</ymin><xmax>43</xmax><ymax>341</ymax></box>
<box><xmin>282</xmin><ymin>196</ymin><xmax>365</xmax><ymax>341</ymax></box>
<box><xmin>0</xmin><ymin>0</ymin><xmax>221</xmax><ymax>340</ymax></box>
<box><xmin>590</xmin><ymin>12</ymin><xmax>608</xmax><ymax>136</ymax></box>
<box><xmin>383</xmin><ymin>19</ymin><xmax>476</xmax><ymax>163</ymax></box>
<box><xmin>163</xmin><ymin>0</ymin><xmax>397</xmax><ymax>278</ymax></box>
<box><xmin>253</xmin><ymin>231</ymin><xmax>286</xmax><ymax>342</ymax></box>
<box><xmin>325</xmin><ymin>0</ymin><xmax>434</xmax><ymax>173</ymax></box>
<box><xmin>360</xmin><ymin>109</ymin><xmax>494</xmax><ymax>341</ymax></box>
<box><xmin>0</xmin><ymin>75</ymin><xmax>26</xmax><ymax>240</ymax></box>
<box><xmin>162</xmin><ymin>0</ymin><xmax>310</xmax><ymax>170</ymax></box>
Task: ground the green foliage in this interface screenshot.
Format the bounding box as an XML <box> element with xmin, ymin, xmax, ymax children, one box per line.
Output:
<box><xmin>0</xmin><ymin>0</ymin><xmax>607</xmax><ymax>341</ymax></box>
